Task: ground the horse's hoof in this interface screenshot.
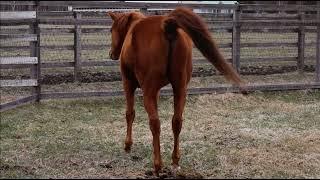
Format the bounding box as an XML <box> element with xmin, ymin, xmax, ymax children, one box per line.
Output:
<box><xmin>125</xmin><ymin>140</ymin><xmax>132</xmax><ymax>153</ymax></box>
<box><xmin>154</xmin><ymin>171</ymin><xmax>160</xmax><ymax>177</ymax></box>
<box><xmin>171</xmin><ymin>165</ymin><xmax>181</xmax><ymax>176</ymax></box>
<box><xmin>145</xmin><ymin>169</ymin><xmax>160</xmax><ymax>177</ymax></box>
<box><xmin>124</xmin><ymin>146</ymin><xmax>131</xmax><ymax>153</ymax></box>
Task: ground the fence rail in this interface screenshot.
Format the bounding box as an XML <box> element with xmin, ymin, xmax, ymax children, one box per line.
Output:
<box><xmin>40</xmin><ymin>82</ymin><xmax>320</xmax><ymax>100</ymax></box>
<box><xmin>2</xmin><ymin>41</ymin><xmax>318</xmax><ymax>52</ymax></box>
<box><xmin>0</xmin><ymin>57</ymin><xmax>38</xmax><ymax>64</ymax></box>
<box><xmin>0</xmin><ymin>7</ymin><xmax>41</xmax><ymax>111</ymax></box>
<box><xmin>1</xmin><ymin>1</ymin><xmax>320</xmax><ymax>112</ymax></box>
<box><xmin>1</xmin><ymin>27</ymin><xmax>318</xmax><ymax>35</ymax></box>
<box><xmin>0</xmin><ymin>11</ymin><xmax>36</xmax><ymax>20</ymax></box>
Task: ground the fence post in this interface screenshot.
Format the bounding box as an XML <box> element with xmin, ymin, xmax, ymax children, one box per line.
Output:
<box><xmin>316</xmin><ymin>3</ymin><xmax>320</xmax><ymax>82</ymax></box>
<box><xmin>74</xmin><ymin>11</ymin><xmax>82</xmax><ymax>82</ymax></box>
<box><xmin>232</xmin><ymin>4</ymin><xmax>240</xmax><ymax>72</ymax></box>
<box><xmin>297</xmin><ymin>4</ymin><xmax>305</xmax><ymax>73</ymax></box>
<box><xmin>30</xmin><ymin>1</ymin><xmax>40</xmax><ymax>102</ymax></box>
<box><xmin>140</xmin><ymin>7</ymin><xmax>148</xmax><ymax>15</ymax></box>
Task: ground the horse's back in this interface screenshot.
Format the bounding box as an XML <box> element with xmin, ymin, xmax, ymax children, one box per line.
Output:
<box><xmin>132</xmin><ymin>16</ymin><xmax>170</xmax><ymax>69</ymax></box>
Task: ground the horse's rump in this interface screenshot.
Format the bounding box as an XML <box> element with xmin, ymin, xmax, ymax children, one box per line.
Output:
<box><xmin>123</xmin><ymin>15</ymin><xmax>193</xmax><ymax>88</ymax></box>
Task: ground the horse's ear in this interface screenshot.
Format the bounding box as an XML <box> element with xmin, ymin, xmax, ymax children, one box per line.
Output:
<box><xmin>107</xmin><ymin>11</ymin><xmax>118</xmax><ymax>21</ymax></box>
<box><xmin>120</xmin><ymin>13</ymin><xmax>134</xmax><ymax>29</ymax></box>
<box><xmin>126</xmin><ymin>13</ymin><xmax>133</xmax><ymax>25</ymax></box>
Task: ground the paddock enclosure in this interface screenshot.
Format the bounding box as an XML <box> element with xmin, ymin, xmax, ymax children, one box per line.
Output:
<box><xmin>1</xmin><ymin>1</ymin><xmax>319</xmax><ymax>111</ymax></box>
<box><xmin>0</xmin><ymin>1</ymin><xmax>320</xmax><ymax>178</ymax></box>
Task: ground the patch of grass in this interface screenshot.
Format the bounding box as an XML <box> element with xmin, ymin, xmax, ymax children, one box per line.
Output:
<box><xmin>256</xmin><ymin>90</ymin><xmax>320</xmax><ymax>103</ymax></box>
<box><xmin>1</xmin><ymin>91</ymin><xmax>320</xmax><ymax>178</ymax></box>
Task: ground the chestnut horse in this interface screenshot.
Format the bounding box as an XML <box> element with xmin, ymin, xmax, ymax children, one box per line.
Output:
<box><xmin>108</xmin><ymin>7</ymin><xmax>246</xmax><ymax>175</ymax></box>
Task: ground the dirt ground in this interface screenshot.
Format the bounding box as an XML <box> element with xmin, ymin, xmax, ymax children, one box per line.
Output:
<box><xmin>1</xmin><ymin>64</ymin><xmax>315</xmax><ymax>85</ymax></box>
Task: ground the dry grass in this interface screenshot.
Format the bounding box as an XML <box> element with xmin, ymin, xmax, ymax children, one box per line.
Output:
<box><xmin>1</xmin><ymin>20</ymin><xmax>319</xmax><ymax>179</ymax></box>
<box><xmin>1</xmin><ymin>90</ymin><xmax>320</xmax><ymax>178</ymax></box>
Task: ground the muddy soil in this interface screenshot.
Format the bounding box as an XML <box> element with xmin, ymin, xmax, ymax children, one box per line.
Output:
<box><xmin>1</xmin><ymin>65</ymin><xmax>315</xmax><ymax>85</ymax></box>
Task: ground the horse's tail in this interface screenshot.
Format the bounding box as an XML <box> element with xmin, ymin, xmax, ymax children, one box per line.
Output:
<box><xmin>164</xmin><ymin>7</ymin><xmax>247</xmax><ymax>94</ymax></box>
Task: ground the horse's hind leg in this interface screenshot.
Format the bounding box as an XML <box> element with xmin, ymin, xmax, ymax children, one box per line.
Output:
<box><xmin>171</xmin><ymin>81</ymin><xmax>187</xmax><ymax>170</ymax></box>
<box><xmin>143</xmin><ymin>88</ymin><xmax>163</xmax><ymax>175</ymax></box>
<box><xmin>123</xmin><ymin>78</ymin><xmax>137</xmax><ymax>152</ymax></box>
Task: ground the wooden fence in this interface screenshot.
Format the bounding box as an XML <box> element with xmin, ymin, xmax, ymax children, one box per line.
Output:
<box><xmin>1</xmin><ymin>1</ymin><xmax>320</xmax><ymax>111</ymax></box>
<box><xmin>0</xmin><ymin>3</ymin><xmax>41</xmax><ymax>111</ymax></box>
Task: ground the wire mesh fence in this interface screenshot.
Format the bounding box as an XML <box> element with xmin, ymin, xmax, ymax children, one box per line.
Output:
<box><xmin>1</xmin><ymin>2</ymin><xmax>319</xmax><ymax>111</ymax></box>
